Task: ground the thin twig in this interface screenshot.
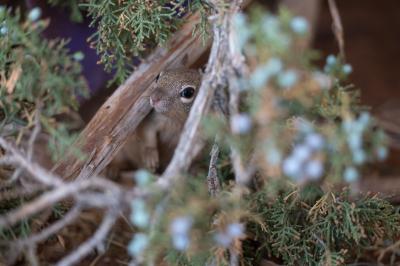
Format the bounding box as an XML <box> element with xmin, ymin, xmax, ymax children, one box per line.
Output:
<box><xmin>0</xmin><ymin>138</ymin><xmax>136</xmax><ymax>229</ymax></box>
<box><xmin>0</xmin><ymin>137</ymin><xmax>64</xmax><ymax>187</ymax></box>
<box><xmin>229</xmin><ymin>246</ymin><xmax>239</xmax><ymax>266</ymax></box>
<box><xmin>0</xmin><ymin>175</ymin><xmax>125</xmax><ymax>229</ymax></box>
<box><xmin>0</xmin><ymin>184</ymin><xmax>44</xmax><ymax>201</ymax></box>
<box><xmin>223</xmin><ymin>3</ymin><xmax>249</xmax><ymax>265</ymax></box>
<box><xmin>25</xmin><ymin>245</ymin><xmax>39</xmax><ymax>266</ymax></box>
<box><xmin>8</xmin><ymin>168</ymin><xmax>23</xmax><ymax>184</ymax></box>
<box><xmin>207</xmin><ymin>141</ymin><xmax>221</xmax><ymax>196</ymax></box>
<box><xmin>56</xmin><ymin>210</ymin><xmax>119</xmax><ymax>266</ymax></box>
<box><xmin>227</xmin><ymin>0</ymin><xmax>253</xmax><ymax>186</ymax></box>
<box><xmin>6</xmin><ymin>106</ymin><xmax>41</xmax><ymax>184</ymax></box>
<box><xmin>0</xmin><ymin>180</ymin><xmax>89</xmax><ymax>228</ymax></box>
<box><xmin>378</xmin><ymin>238</ymin><xmax>400</xmax><ymax>263</ymax></box>
<box><xmin>0</xmin><ymin>156</ymin><xmax>16</xmax><ymax>166</ymax></box>
<box><xmin>27</xmin><ymin>107</ymin><xmax>41</xmax><ymax>161</ymax></box>
<box><xmin>327</xmin><ymin>0</ymin><xmax>345</xmax><ymax>59</ymax></box>
<box><xmin>159</xmin><ymin>0</ymin><xmax>241</xmax><ymax>186</ymax></box>
<box><xmin>16</xmin><ymin>205</ymin><xmax>82</xmax><ymax>247</ymax></box>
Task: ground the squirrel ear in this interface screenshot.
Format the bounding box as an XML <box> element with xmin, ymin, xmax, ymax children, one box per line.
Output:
<box><xmin>199</xmin><ymin>65</ymin><xmax>206</xmax><ymax>74</ymax></box>
<box><xmin>179</xmin><ymin>54</ymin><xmax>189</xmax><ymax>67</ymax></box>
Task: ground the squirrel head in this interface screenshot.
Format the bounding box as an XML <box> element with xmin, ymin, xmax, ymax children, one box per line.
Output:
<box><xmin>149</xmin><ymin>68</ymin><xmax>201</xmax><ymax>122</ymax></box>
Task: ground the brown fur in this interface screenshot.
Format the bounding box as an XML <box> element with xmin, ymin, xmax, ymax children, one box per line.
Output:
<box><xmin>113</xmin><ymin>68</ymin><xmax>202</xmax><ymax>173</ymax></box>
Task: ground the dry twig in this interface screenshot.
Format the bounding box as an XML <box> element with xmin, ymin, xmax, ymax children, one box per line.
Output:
<box><xmin>16</xmin><ymin>205</ymin><xmax>82</xmax><ymax>247</ymax></box>
<box><xmin>159</xmin><ymin>0</ymin><xmax>246</xmax><ymax>185</ymax></box>
<box><xmin>327</xmin><ymin>0</ymin><xmax>346</xmax><ymax>59</ymax></box>
<box><xmin>207</xmin><ymin>141</ymin><xmax>221</xmax><ymax>196</ymax></box>
<box><xmin>56</xmin><ymin>210</ymin><xmax>119</xmax><ymax>266</ymax></box>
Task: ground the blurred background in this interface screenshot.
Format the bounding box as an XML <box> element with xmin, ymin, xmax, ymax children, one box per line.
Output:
<box><xmin>313</xmin><ymin>0</ymin><xmax>400</xmax><ymax>196</ymax></box>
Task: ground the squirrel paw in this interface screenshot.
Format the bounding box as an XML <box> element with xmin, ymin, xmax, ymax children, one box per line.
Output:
<box><xmin>143</xmin><ymin>147</ymin><xmax>159</xmax><ymax>173</ymax></box>
<box><xmin>103</xmin><ymin>164</ymin><xmax>121</xmax><ymax>181</ymax></box>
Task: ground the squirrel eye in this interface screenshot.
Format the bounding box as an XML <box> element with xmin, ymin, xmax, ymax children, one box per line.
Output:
<box><xmin>179</xmin><ymin>86</ymin><xmax>195</xmax><ymax>103</ymax></box>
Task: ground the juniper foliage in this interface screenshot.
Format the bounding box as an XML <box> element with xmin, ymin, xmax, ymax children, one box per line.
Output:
<box><xmin>247</xmin><ymin>187</ymin><xmax>400</xmax><ymax>265</ymax></box>
<box><xmin>82</xmin><ymin>0</ymin><xmax>210</xmax><ymax>84</ymax></box>
<box><xmin>47</xmin><ymin>0</ymin><xmax>83</xmax><ymax>22</ymax></box>
<box><xmin>147</xmin><ymin>179</ymin><xmax>400</xmax><ymax>265</ymax></box>
<box><xmin>0</xmin><ymin>7</ymin><xmax>88</xmax><ymax>158</ymax></box>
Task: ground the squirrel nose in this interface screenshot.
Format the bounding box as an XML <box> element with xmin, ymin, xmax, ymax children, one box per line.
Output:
<box><xmin>150</xmin><ymin>90</ymin><xmax>164</xmax><ymax>107</ymax></box>
<box><xmin>150</xmin><ymin>95</ymin><xmax>161</xmax><ymax>107</ymax></box>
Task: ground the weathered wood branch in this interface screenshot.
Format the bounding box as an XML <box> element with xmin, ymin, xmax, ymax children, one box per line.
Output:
<box><xmin>53</xmin><ymin>13</ymin><xmax>211</xmax><ymax>181</ymax></box>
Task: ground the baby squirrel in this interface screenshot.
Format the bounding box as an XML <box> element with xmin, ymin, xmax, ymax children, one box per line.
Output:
<box><xmin>115</xmin><ymin>68</ymin><xmax>201</xmax><ymax>173</ymax></box>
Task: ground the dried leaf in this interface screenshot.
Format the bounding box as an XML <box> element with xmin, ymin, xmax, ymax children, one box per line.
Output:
<box><xmin>6</xmin><ymin>65</ymin><xmax>22</xmax><ymax>94</ymax></box>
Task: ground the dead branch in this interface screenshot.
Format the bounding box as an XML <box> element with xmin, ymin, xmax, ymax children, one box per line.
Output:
<box><xmin>229</xmin><ymin>246</ymin><xmax>239</xmax><ymax>266</ymax></box>
<box><xmin>25</xmin><ymin>246</ymin><xmax>39</xmax><ymax>266</ymax></box>
<box><xmin>327</xmin><ymin>0</ymin><xmax>346</xmax><ymax>59</ymax></box>
<box><xmin>27</xmin><ymin>106</ymin><xmax>41</xmax><ymax>161</ymax></box>
<box><xmin>0</xmin><ymin>137</ymin><xmax>64</xmax><ymax>187</ymax></box>
<box><xmin>0</xmin><ymin>143</ymin><xmax>130</xmax><ymax>265</ymax></box>
<box><xmin>227</xmin><ymin>1</ymin><xmax>254</xmax><ymax>186</ymax></box>
<box><xmin>0</xmin><ymin>138</ymin><xmax>146</xmax><ymax>266</ymax></box>
<box><xmin>207</xmin><ymin>141</ymin><xmax>221</xmax><ymax>196</ymax></box>
<box><xmin>0</xmin><ymin>138</ymin><xmax>124</xmax><ymax>228</ymax></box>
<box><xmin>16</xmin><ymin>205</ymin><xmax>82</xmax><ymax>247</ymax></box>
<box><xmin>159</xmin><ymin>0</ymin><xmax>246</xmax><ymax>187</ymax></box>
<box><xmin>0</xmin><ymin>185</ymin><xmax>44</xmax><ymax>201</ymax></box>
<box><xmin>0</xmin><ymin>180</ymin><xmax>88</xmax><ymax>228</ymax></box>
<box><xmin>0</xmin><ymin>174</ymin><xmax>127</xmax><ymax>229</ymax></box>
<box><xmin>55</xmin><ymin>209</ymin><xmax>119</xmax><ymax>266</ymax></box>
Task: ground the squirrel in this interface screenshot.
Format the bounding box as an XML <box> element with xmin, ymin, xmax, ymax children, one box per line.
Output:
<box><xmin>112</xmin><ymin>68</ymin><xmax>202</xmax><ymax>174</ymax></box>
